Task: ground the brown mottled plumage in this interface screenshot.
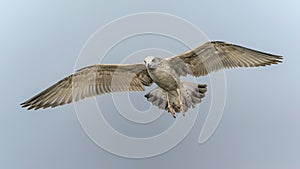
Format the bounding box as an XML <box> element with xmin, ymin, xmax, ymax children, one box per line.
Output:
<box><xmin>21</xmin><ymin>64</ymin><xmax>152</xmax><ymax>110</ymax></box>
<box><xmin>21</xmin><ymin>41</ymin><xmax>282</xmax><ymax>117</ymax></box>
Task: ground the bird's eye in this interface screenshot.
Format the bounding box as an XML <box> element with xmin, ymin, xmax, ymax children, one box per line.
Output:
<box><xmin>152</xmin><ymin>58</ymin><xmax>155</xmax><ymax>62</ymax></box>
<box><xmin>144</xmin><ymin>60</ymin><xmax>146</xmax><ymax>63</ymax></box>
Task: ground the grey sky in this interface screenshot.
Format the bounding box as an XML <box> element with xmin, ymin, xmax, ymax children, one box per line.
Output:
<box><xmin>1</xmin><ymin>0</ymin><xmax>299</xmax><ymax>169</ymax></box>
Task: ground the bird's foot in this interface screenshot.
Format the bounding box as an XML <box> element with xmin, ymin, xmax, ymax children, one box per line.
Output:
<box><xmin>166</xmin><ymin>93</ymin><xmax>176</xmax><ymax>118</ymax></box>
<box><xmin>177</xmin><ymin>88</ymin><xmax>185</xmax><ymax>117</ymax></box>
<box><xmin>169</xmin><ymin>106</ymin><xmax>176</xmax><ymax>118</ymax></box>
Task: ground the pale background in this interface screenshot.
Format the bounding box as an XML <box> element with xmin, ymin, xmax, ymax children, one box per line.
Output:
<box><xmin>1</xmin><ymin>0</ymin><xmax>300</xmax><ymax>168</ymax></box>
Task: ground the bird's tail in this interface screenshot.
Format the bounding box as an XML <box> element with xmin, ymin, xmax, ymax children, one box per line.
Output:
<box><xmin>144</xmin><ymin>82</ymin><xmax>207</xmax><ymax>114</ymax></box>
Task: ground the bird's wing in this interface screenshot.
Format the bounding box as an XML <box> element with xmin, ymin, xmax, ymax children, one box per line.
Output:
<box><xmin>21</xmin><ymin>64</ymin><xmax>153</xmax><ymax>110</ymax></box>
<box><xmin>167</xmin><ymin>41</ymin><xmax>283</xmax><ymax>77</ymax></box>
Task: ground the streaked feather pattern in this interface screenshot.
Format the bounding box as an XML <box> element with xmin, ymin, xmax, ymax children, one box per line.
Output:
<box><xmin>21</xmin><ymin>64</ymin><xmax>152</xmax><ymax>110</ymax></box>
<box><xmin>21</xmin><ymin>41</ymin><xmax>283</xmax><ymax>112</ymax></box>
<box><xmin>169</xmin><ymin>41</ymin><xmax>283</xmax><ymax>77</ymax></box>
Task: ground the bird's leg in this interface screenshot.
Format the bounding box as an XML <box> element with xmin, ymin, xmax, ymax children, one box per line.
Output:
<box><xmin>166</xmin><ymin>92</ymin><xmax>176</xmax><ymax>118</ymax></box>
<box><xmin>177</xmin><ymin>88</ymin><xmax>185</xmax><ymax>116</ymax></box>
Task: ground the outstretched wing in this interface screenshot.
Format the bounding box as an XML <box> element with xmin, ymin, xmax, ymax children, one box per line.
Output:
<box><xmin>168</xmin><ymin>41</ymin><xmax>283</xmax><ymax>77</ymax></box>
<box><xmin>21</xmin><ymin>64</ymin><xmax>153</xmax><ymax>110</ymax></box>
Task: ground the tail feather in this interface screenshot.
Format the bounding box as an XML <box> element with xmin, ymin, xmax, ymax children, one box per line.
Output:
<box><xmin>144</xmin><ymin>87</ymin><xmax>168</xmax><ymax>109</ymax></box>
<box><xmin>180</xmin><ymin>82</ymin><xmax>207</xmax><ymax>112</ymax></box>
<box><xmin>145</xmin><ymin>82</ymin><xmax>207</xmax><ymax>114</ymax></box>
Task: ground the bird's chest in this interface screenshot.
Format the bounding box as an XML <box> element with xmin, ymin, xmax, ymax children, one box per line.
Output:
<box><xmin>148</xmin><ymin>66</ymin><xmax>179</xmax><ymax>91</ymax></box>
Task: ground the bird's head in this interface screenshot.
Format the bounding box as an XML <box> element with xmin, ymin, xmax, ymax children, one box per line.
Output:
<box><xmin>144</xmin><ymin>56</ymin><xmax>161</xmax><ymax>69</ymax></box>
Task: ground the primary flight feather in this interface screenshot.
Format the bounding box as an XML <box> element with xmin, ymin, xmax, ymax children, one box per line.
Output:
<box><xmin>21</xmin><ymin>41</ymin><xmax>282</xmax><ymax>118</ymax></box>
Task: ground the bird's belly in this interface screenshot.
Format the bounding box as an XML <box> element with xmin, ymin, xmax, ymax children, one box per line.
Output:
<box><xmin>150</xmin><ymin>70</ymin><xmax>179</xmax><ymax>91</ymax></box>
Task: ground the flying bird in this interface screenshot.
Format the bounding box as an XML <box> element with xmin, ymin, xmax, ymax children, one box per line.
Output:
<box><xmin>21</xmin><ymin>41</ymin><xmax>283</xmax><ymax>118</ymax></box>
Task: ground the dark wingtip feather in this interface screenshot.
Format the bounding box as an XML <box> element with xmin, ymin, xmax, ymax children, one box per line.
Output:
<box><xmin>20</xmin><ymin>101</ymin><xmax>30</xmax><ymax>110</ymax></box>
<box><xmin>20</xmin><ymin>102</ymin><xmax>31</xmax><ymax>110</ymax></box>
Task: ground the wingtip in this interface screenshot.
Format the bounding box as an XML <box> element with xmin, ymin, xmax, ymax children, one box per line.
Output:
<box><xmin>20</xmin><ymin>101</ymin><xmax>33</xmax><ymax>110</ymax></box>
<box><xmin>20</xmin><ymin>102</ymin><xmax>28</xmax><ymax>108</ymax></box>
<box><xmin>274</xmin><ymin>55</ymin><xmax>283</xmax><ymax>64</ymax></box>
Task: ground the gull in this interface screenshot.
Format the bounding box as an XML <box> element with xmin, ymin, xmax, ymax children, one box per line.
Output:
<box><xmin>21</xmin><ymin>41</ymin><xmax>283</xmax><ymax>118</ymax></box>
